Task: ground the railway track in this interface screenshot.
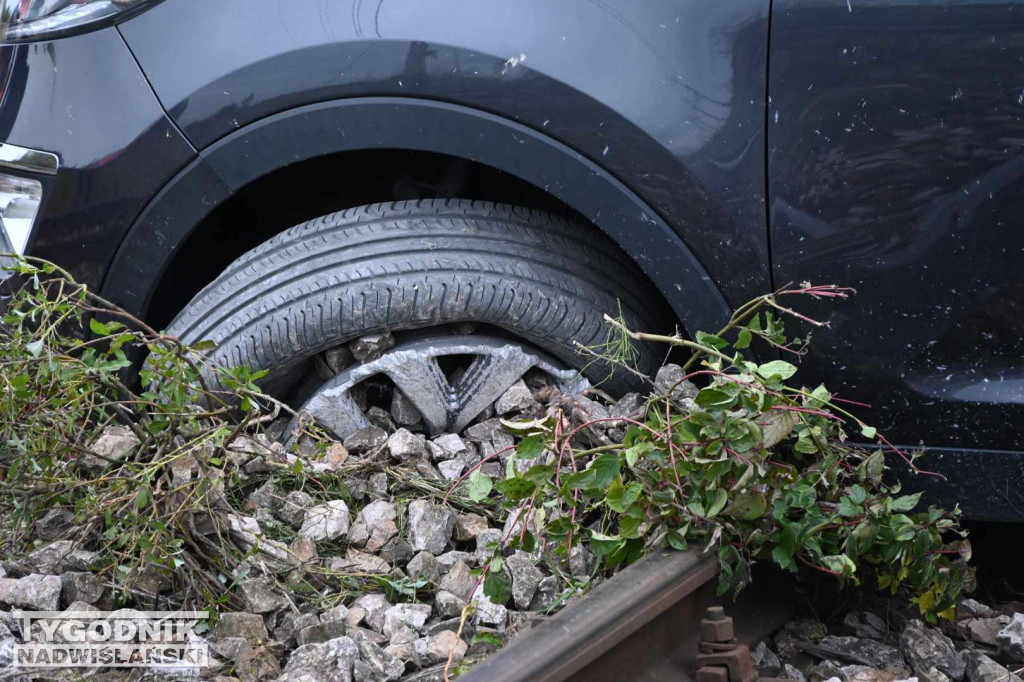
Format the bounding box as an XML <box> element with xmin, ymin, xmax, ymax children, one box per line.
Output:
<box><xmin>461</xmin><ymin>549</ymin><xmax>797</xmax><ymax>682</ymax></box>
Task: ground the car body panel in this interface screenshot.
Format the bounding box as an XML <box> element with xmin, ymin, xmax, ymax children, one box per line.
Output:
<box><xmin>102</xmin><ymin>97</ymin><xmax>733</xmax><ymax>340</ymax></box>
<box><xmin>119</xmin><ymin>0</ymin><xmax>772</xmax><ymax>309</ymax></box>
<box><xmin>769</xmin><ymin>0</ymin><xmax>1024</xmax><ymax>458</ymax></box>
<box><xmin>0</xmin><ymin>28</ymin><xmax>195</xmax><ymax>290</ymax></box>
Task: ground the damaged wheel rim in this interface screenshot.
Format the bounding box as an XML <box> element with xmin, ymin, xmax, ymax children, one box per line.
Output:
<box><xmin>293</xmin><ymin>335</ymin><xmax>589</xmax><ymax>439</ymax></box>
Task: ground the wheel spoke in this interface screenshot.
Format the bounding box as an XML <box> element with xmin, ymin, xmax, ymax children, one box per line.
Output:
<box><xmin>381</xmin><ymin>351</ymin><xmax>452</xmax><ymax>434</ymax></box>
<box><xmin>292</xmin><ymin>335</ymin><xmax>587</xmax><ymax>442</ymax></box>
<box><xmin>449</xmin><ymin>348</ymin><xmax>536</xmax><ymax>433</ymax></box>
<box><xmin>300</xmin><ymin>385</ymin><xmax>370</xmax><ymax>440</ymax></box>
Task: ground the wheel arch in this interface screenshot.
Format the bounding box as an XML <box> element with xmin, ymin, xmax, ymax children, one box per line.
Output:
<box><xmin>101</xmin><ymin>97</ymin><xmax>732</xmax><ymax>337</ymax></box>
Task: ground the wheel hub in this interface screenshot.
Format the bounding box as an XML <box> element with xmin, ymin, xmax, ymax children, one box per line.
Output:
<box><xmin>293</xmin><ymin>335</ymin><xmax>589</xmax><ymax>439</ymax></box>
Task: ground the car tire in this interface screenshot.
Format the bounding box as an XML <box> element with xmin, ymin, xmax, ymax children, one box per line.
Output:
<box><xmin>166</xmin><ymin>199</ymin><xmax>671</xmax><ymax>396</ymax></box>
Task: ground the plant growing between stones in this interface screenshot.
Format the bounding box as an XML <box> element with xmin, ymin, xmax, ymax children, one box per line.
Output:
<box><xmin>456</xmin><ymin>284</ymin><xmax>970</xmax><ymax>624</ymax></box>
<box><xmin>0</xmin><ymin>256</ymin><xmax>971</xmax><ymax>681</ymax></box>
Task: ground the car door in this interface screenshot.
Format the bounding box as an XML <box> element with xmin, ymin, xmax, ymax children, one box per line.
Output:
<box><xmin>768</xmin><ymin>0</ymin><xmax>1024</xmax><ymax>519</ymax></box>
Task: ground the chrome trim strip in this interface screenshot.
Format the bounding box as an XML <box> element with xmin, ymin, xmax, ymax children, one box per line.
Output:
<box><xmin>0</xmin><ymin>143</ymin><xmax>59</xmax><ymax>176</ymax></box>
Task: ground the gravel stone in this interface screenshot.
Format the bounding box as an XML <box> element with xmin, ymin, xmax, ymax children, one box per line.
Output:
<box><xmin>330</xmin><ymin>548</ymin><xmax>391</xmax><ymax>575</ymax></box>
<box><xmin>900</xmin><ymin>620</ymin><xmax>965</xmax><ymax>682</ymax></box>
<box><xmin>84</xmin><ymin>425</ymin><xmax>139</xmax><ymax>470</ymax></box>
<box><xmin>454</xmin><ymin>514</ymin><xmax>490</xmax><ymax>542</ymax></box>
<box><xmin>463</xmin><ymin>419</ymin><xmax>505</xmax><ymax>443</ymax></box>
<box><xmin>0</xmin><ymin>574</ymin><xmax>61</xmax><ymax>610</ymax></box>
<box><xmin>820</xmin><ymin>636</ymin><xmax>907</xmax><ymax>674</ymax></box>
<box><xmin>436</xmin><ymin>551</ymin><xmax>476</xmax><ymax>573</ymax></box>
<box><xmin>841</xmin><ymin>666</ymin><xmax>897</xmax><ymax>682</ymax></box>
<box><xmin>368</xmin><ymin>472</ymin><xmax>389</xmax><ymax>498</ymax></box>
<box><xmin>354</xmin><ymin>594</ymin><xmax>391</xmax><ymax>632</ymax></box>
<box><xmin>388</xmin><ymin>624</ymin><xmax>418</xmax><ymax>646</ymax></box>
<box><xmin>210</xmin><ymin>613</ymin><xmax>268</xmax><ymax>644</ymax></box>
<box><xmin>413</xmin><ymin>630</ymin><xmax>467</xmax><ymax>666</ymax></box>
<box><xmin>344</xmin><ymin>426</ymin><xmax>389</xmax><ymax>455</ymax></box>
<box><xmin>608</xmin><ymin>392</ymin><xmax>646</xmax><ymax>425</ymax></box>
<box><xmin>350</xmin><ymin>333</ymin><xmax>395</xmax><ymax>363</ymax></box>
<box><xmin>387</xmin><ymin>429</ymin><xmax>426</xmax><ymax>461</ymax></box>
<box><xmin>59</xmin><ymin>572</ymin><xmax>104</xmax><ymax>607</ymax></box>
<box><xmin>438</xmin><ymin>561</ymin><xmax>477</xmax><ymax>601</ymax></box>
<box><xmin>569</xmin><ymin>545</ymin><xmax>595</xmax><ymax>577</ymax></box>
<box><xmin>784</xmin><ymin>663</ymin><xmax>808</xmax><ymax>681</ymax></box>
<box><xmin>475</xmin><ymin>529</ymin><xmax>504</xmax><ymax>564</ymax></box>
<box><xmin>239</xmin><ymin>577</ymin><xmax>288</xmax><ymax>614</ymax></box>
<box><xmin>435</xmin><ymin>590</ymin><xmax>467</xmax><ymax>619</ymax></box>
<box><xmin>382</xmin><ymin>603</ymin><xmax>432</xmax><ymax>638</ymax></box>
<box><xmin>654</xmin><ymin>364</ymin><xmax>699</xmax><ymax>403</ymax></box>
<box><xmin>349</xmin><ymin>501</ymin><xmax>399</xmax><ymax>553</ymax></box>
<box><xmin>961</xmin><ymin>617</ymin><xmax>1007</xmax><ymax>646</ymax></box>
<box><xmin>494</xmin><ymin>380</ymin><xmax>539</xmax><ymax>415</ymax></box>
<box><xmin>351</xmin><ymin>629</ymin><xmax>405</xmax><ymax>681</ymax></box>
<box><xmin>248</xmin><ymin>480</ymin><xmax>282</xmax><ymax>511</ymax></box>
<box><xmin>36</xmin><ymin>509</ymin><xmax>75</xmax><ymax>540</ymax></box>
<box><xmin>428</xmin><ymin>434</ymin><xmax>469</xmax><ymax>462</ymax></box>
<box><xmin>323</xmin><ymin>345</ymin><xmax>354</xmax><ymax>374</ymax></box>
<box><xmin>275</xmin><ymin>613</ymin><xmax>320</xmax><ymax>647</ymax></box>
<box><xmin>964</xmin><ymin>651</ymin><xmax>1023</xmax><ymax>682</ymax></box>
<box><xmin>437</xmin><ymin>459</ymin><xmax>467</xmax><ymax>480</ymax></box>
<box><xmin>471</xmin><ymin>584</ymin><xmax>507</xmax><ymax>628</ymax></box>
<box><xmin>283</xmin><ymin>635</ymin><xmax>359</xmax><ymax>680</ymax></box>
<box><xmin>959</xmin><ymin>599</ymin><xmax>995</xmax><ymax>619</ymax></box>
<box><xmin>366</xmin><ymin>406</ymin><xmax>396</xmax><ymax>434</ymax></box>
<box><xmin>753</xmin><ymin>641</ymin><xmax>782</xmax><ymax>677</ymax></box>
<box><xmin>845</xmin><ymin>612</ymin><xmax>889</xmax><ymax>640</ymax></box>
<box><xmin>277</xmin><ymin>491</ymin><xmax>313</xmax><ymax>528</ymax></box>
<box><xmin>390</xmin><ymin>391</ymin><xmax>423</xmax><ymax>427</ymax></box>
<box><xmin>529</xmin><ymin>576</ymin><xmax>561</xmax><ymax>612</ymax></box>
<box><xmin>297</xmin><ymin>620</ymin><xmax>348</xmax><ymax>646</ymax></box>
<box><xmin>506</xmin><ymin>554</ymin><xmax>543</xmax><ymax>610</ymax></box>
<box><xmin>406</xmin><ymin>552</ymin><xmax>439</xmax><ymax>584</ymax></box>
<box><xmin>998</xmin><ymin>613</ymin><xmax>1024</xmax><ymax>661</ymax></box>
<box><xmin>406</xmin><ymin>501</ymin><xmax>455</xmax><ymax>555</ymax></box>
<box><xmin>299</xmin><ymin>500</ymin><xmax>351</xmax><ymax>542</ymax></box>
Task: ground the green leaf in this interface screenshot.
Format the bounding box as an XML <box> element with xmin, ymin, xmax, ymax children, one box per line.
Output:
<box><xmin>624</xmin><ymin>441</ymin><xmax>656</xmax><ymax>467</ymax></box>
<box><xmin>696</xmin><ymin>331</ymin><xmax>729</xmax><ymax>350</ymax></box>
<box><xmin>848</xmin><ymin>484</ymin><xmax>867</xmax><ymax>504</ymax></box>
<box><xmin>860</xmin><ymin>424</ymin><xmax>877</xmax><ymax>440</ymax></box>
<box><xmin>494</xmin><ymin>477</ymin><xmax>536</xmax><ymax>501</ymax></box>
<box><xmin>735</xmin><ymin>327</ymin><xmax>752</xmax><ymax>349</ymax></box>
<box><xmin>89</xmin><ymin>317</ymin><xmax>112</xmax><ymax>335</ymax></box>
<box><xmin>514</xmin><ymin>434</ymin><xmax>547</xmax><ymax>460</ymax></box>
<box><xmin>892</xmin><ymin>492</ymin><xmax>922</xmax><ymax>512</ymax></box>
<box><xmin>667</xmin><ymin>527</ymin><xmax>689</xmax><ymax>550</ymax></box>
<box><xmin>471</xmin><ymin>632</ymin><xmax>503</xmax><ymax>647</ymax></box>
<box><xmin>821</xmin><ymin>554</ymin><xmax>857</xmax><ymax>577</ymax></box>
<box><xmin>135</xmin><ymin>486</ymin><xmax>151</xmax><ymax>510</ymax></box>
<box><xmin>564</xmin><ymin>452</ymin><xmax>620</xmax><ymax>492</ymax></box>
<box><xmin>789</xmin><ymin>485</ymin><xmax>816</xmax><ymax>509</ymax></box>
<box><xmin>588</xmin><ymin>530</ymin><xmax>625</xmax><ymax>557</ymax></box>
<box><xmin>466</xmin><ymin>470</ymin><xmax>493</xmax><ymax>502</ymax></box>
<box><xmin>25</xmin><ymin>339</ymin><xmax>44</xmax><ymax>357</ymax></box>
<box><xmin>605</xmin><ymin>479</ymin><xmax>643</xmax><ymax>513</ymax></box>
<box><xmin>695</xmin><ymin>388</ymin><xmax>735</xmax><ymax>409</ymax></box>
<box><xmin>865</xmin><ymin>450</ymin><xmax>885</xmax><ymax>479</ymax></box>
<box><xmin>482</xmin><ymin>571</ymin><xmax>511</xmax><ymax>605</ymax></box>
<box><xmin>772</xmin><ymin>545</ymin><xmax>795</xmax><ymax>571</ymax></box>
<box><xmin>839</xmin><ymin>497</ymin><xmax>862</xmax><ymax>517</ymax></box>
<box><xmin>724</xmin><ymin>493</ymin><xmax>767</xmax><ymax>521</ymax></box>
<box><xmin>756</xmin><ymin>360</ymin><xmax>798</xmax><ymax>380</ymax></box>
<box><xmin>707</xmin><ymin>488</ymin><xmax>729</xmax><ymax>518</ymax></box>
